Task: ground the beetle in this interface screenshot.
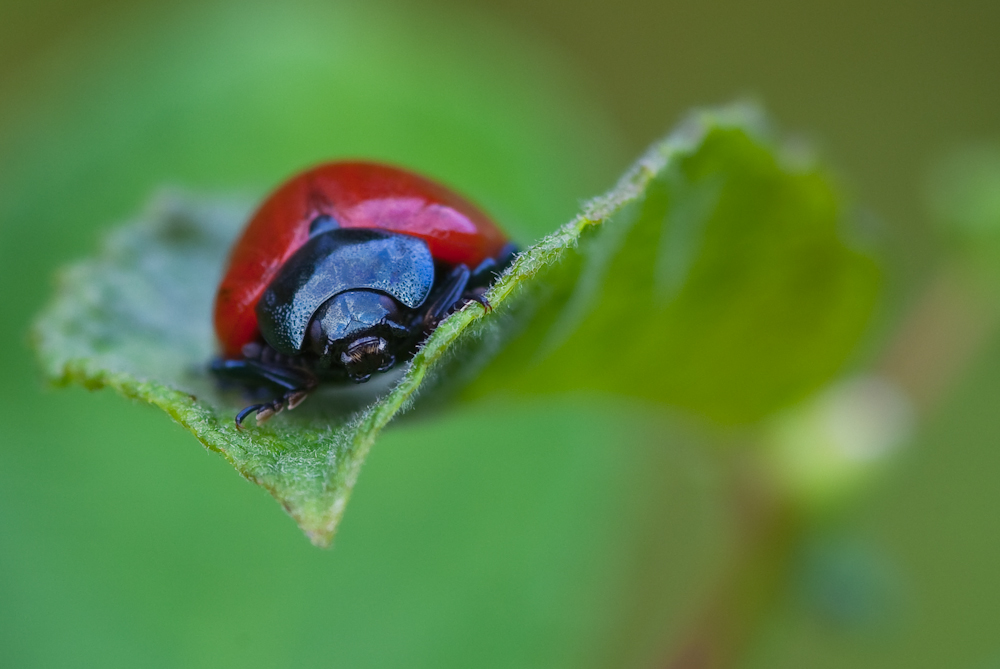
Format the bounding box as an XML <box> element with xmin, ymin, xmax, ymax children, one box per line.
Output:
<box><xmin>211</xmin><ymin>161</ymin><xmax>516</xmax><ymax>427</ymax></box>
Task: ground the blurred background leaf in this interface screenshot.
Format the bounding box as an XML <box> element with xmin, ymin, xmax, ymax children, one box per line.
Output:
<box><xmin>926</xmin><ymin>144</ymin><xmax>1000</xmax><ymax>284</ymax></box>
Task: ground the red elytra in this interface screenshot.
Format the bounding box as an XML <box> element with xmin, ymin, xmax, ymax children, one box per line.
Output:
<box><xmin>214</xmin><ymin>161</ymin><xmax>510</xmax><ymax>358</ymax></box>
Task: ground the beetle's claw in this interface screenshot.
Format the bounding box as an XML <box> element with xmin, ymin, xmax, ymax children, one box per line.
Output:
<box><xmin>235</xmin><ymin>403</ymin><xmax>266</xmax><ymax>429</ymax></box>
<box><xmin>466</xmin><ymin>291</ymin><xmax>492</xmax><ymax>314</ymax></box>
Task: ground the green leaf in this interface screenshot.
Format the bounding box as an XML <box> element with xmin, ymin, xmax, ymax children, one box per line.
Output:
<box><xmin>33</xmin><ymin>104</ymin><xmax>879</xmax><ymax>545</ymax></box>
<box><xmin>463</xmin><ymin>106</ymin><xmax>880</xmax><ymax>423</ymax></box>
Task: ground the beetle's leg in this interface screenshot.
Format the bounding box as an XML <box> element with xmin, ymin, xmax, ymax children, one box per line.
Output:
<box><xmin>210</xmin><ymin>356</ymin><xmax>317</xmax><ymax>427</ymax></box>
<box><xmin>211</xmin><ymin>357</ymin><xmax>315</xmax><ymax>390</ymax></box>
<box><xmin>232</xmin><ymin>385</ymin><xmax>314</xmax><ymax>428</ymax></box>
<box><xmin>236</xmin><ymin>382</ymin><xmax>313</xmax><ymax>427</ymax></box>
<box><xmin>236</xmin><ymin>389</ymin><xmax>310</xmax><ymax>428</ymax></box>
<box><xmin>420</xmin><ymin>244</ymin><xmax>521</xmax><ymax>330</ymax></box>
<box><xmin>457</xmin><ymin>259</ymin><xmax>497</xmax><ymax>315</ymax></box>
<box><xmin>421</xmin><ymin>264</ymin><xmax>472</xmax><ymax>328</ymax></box>
<box><xmin>459</xmin><ymin>243</ymin><xmax>520</xmax><ymax>311</ymax></box>
<box><xmin>235</xmin><ymin>403</ymin><xmax>271</xmax><ymax>427</ymax></box>
<box><xmin>468</xmin><ymin>242</ymin><xmax>518</xmax><ymax>289</ymax></box>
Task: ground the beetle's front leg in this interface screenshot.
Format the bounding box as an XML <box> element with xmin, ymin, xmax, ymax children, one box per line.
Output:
<box><xmin>418</xmin><ymin>244</ymin><xmax>519</xmax><ymax>333</ymax></box>
<box><xmin>421</xmin><ymin>264</ymin><xmax>473</xmax><ymax>328</ymax></box>
<box><xmin>454</xmin><ymin>243</ymin><xmax>520</xmax><ymax>313</ymax></box>
<box><xmin>210</xmin><ymin>352</ymin><xmax>318</xmax><ymax>427</ymax></box>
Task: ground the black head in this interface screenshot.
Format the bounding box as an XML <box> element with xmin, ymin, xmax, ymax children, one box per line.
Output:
<box><xmin>304</xmin><ymin>289</ymin><xmax>412</xmax><ymax>381</ymax></box>
<box><xmin>255</xmin><ymin>228</ymin><xmax>435</xmax><ymax>380</ymax></box>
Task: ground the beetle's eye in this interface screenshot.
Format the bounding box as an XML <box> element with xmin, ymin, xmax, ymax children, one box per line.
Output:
<box><xmin>308</xmin><ymin>215</ymin><xmax>339</xmax><ymax>236</ymax></box>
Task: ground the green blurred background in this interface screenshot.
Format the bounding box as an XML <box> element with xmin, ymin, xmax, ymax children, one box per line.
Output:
<box><xmin>1</xmin><ymin>1</ymin><xmax>999</xmax><ymax>667</ymax></box>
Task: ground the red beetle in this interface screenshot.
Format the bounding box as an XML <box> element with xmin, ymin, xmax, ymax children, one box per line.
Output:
<box><xmin>211</xmin><ymin>161</ymin><xmax>516</xmax><ymax>426</ymax></box>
